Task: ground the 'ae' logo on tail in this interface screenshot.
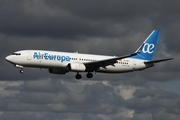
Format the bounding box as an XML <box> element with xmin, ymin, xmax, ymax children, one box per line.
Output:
<box><xmin>142</xmin><ymin>43</ymin><xmax>155</xmax><ymax>54</ymax></box>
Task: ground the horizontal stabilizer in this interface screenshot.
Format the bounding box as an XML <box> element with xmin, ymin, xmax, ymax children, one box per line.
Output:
<box><xmin>144</xmin><ymin>58</ymin><xmax>173</xmax><ymax>64</ymax></box>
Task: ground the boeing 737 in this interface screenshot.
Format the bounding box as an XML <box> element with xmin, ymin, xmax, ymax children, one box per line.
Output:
<box><xmin>5</xmin><ymin>30</ymin><xmax>172</xmax><ymax>79</ymax></box>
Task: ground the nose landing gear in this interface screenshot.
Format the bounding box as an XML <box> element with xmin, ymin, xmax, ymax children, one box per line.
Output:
<box><xmin>20</xmin><ymin>69</ymin><xmax>24</xmax><ymax>73</ymax></box>
<box><xmin>15</xmin><ymin>64</ymin><xmax>24</xmax><ymax>74</ymax></box>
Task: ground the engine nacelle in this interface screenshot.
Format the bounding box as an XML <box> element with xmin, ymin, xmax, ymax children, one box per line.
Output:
<box><xmin>68</xmin><ymin>63</ymin><xmax>86</xmax><ymax>72</ymax></box>
<box><xmin>49</xmin><ymin>68</ymin><xmax>68</xmax><ymax>74</ymax></box>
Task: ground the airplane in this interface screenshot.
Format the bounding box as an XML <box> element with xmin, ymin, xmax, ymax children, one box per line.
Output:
<box><xmin>5</xmin><ymin>30</ymin><xmax>173</xmax><ymax>79</ymax></box>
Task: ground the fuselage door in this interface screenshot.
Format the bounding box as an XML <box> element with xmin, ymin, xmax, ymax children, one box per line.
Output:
<box><xmin>132</xmin><ymin>60</ymin><xmax>136</xmax><ymax>69</ymax></box>
<box><xmin>27</xmin><ymin>51</ymin><xmax>32</xmax><ymax>60</ymax></box>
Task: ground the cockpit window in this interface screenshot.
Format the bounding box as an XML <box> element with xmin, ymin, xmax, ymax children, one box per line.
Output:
<box><xmin>12</xmin><ymin>53</ymin><xmax>21</xmax><ymax>55</ymax></box>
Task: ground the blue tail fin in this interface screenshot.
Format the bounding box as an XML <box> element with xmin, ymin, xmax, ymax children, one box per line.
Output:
<box><xmin>131</xmin><ymin>30</ymin><xmax>160</xmax><ymax>61</ymax></box>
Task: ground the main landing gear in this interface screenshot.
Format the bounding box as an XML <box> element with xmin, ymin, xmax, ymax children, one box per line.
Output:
<box><xmin>75</xmin><ymin>73</ymin><xmax>82</xmax><ymax>79</ymax></box>
<box><xmin>86</xmin><ymin>72</ymin><xmax>93</xmax><ymax>78</ymax></box>
<box><xmin>75</xmin><ymin>72</ymin><xmax>93</xmax><ymax>79</ymax></box>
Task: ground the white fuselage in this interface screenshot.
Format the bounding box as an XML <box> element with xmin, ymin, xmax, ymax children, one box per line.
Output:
<box><xmin>6</xmin><ymin>50</ymin><xmax>151</xmax><ymax>74</ymax></box>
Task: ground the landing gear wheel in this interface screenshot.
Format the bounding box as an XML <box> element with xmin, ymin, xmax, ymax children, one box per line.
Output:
<box><xmin>75</xmin><ymin>73</ymin><xmax>82</xmax><ymax>79</ymax></box>
<box><xmin>86</xmin><ymin>72</ymin><xmax>93</xmax><ymax>78</ymax></box>
<box><xmin>20</xmin><ymin>70</ymin><xmax>24</xmax><ymax>73</ymax></box>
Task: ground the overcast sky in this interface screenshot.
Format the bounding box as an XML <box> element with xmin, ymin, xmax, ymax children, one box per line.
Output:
<box><xmin>0</xmin><ymin>0</ymin><xmax>180</xmax><ymax>120</ymax></box>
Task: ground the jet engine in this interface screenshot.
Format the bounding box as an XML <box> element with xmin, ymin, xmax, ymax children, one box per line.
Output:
<box><xmin>68</xmin><ymin>63</ymin><xmax>86</xmax><ymax>72</ymax></box>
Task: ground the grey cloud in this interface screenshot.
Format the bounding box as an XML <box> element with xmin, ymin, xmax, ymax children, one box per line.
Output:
<box><xmin>0</xmin><ymin>112</ymin><xmax>106</xmax><ymax>120</ymax></box>
<box><xmin>1</xmin><ymin>80</ymin><xmax>180</xmax><ymax>120</ymax></box>
<box><xmin>126</xmin><ymin>85</ymin><xmax>180</xmax><ymax>115</ymax></box>
<box><xmin>1</xmin><ymin>79</ymin><xmax>180</xmax><ymax>119</ymax></box>
<box><xmin>152</xmin><ymin>113</ymin><xmax>180</xmax><ymax>120</ymax></box>
<box><xmin>1</xmin><ymin>80</ymin><xmax>124</xmax><ymax>114</ymax></box>
<box><xmin>3</xmin><ymin>0</ymin><xmax>178</xmax><ymax>40</ymax></box>
<box><xmin>0</xmin><ymin>0</ymin><xmax>124</xmax><ymax>39</ymax></box>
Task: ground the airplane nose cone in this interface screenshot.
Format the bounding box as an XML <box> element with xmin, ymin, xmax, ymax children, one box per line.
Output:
<box><xmin>5</xmin><ymin>55</ymin><xmax>13</xmax><ymax>63</ymax></box>
<box><xmin>5</xmin><ymin>56</ymin><xmax>10</xmax><ymax>61</ymax></box>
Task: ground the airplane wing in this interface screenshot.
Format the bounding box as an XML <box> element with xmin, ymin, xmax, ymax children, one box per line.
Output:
<box><xmin>84</xmin><ymin>53</ymin><xmax>137</xmax><ymax>72</ymax></box>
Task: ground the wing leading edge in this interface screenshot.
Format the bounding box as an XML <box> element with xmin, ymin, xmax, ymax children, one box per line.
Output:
<box><xmin>84</xmin><ymin>53</ymin><xmax>137</xmax><ymax>72</ymax></box>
